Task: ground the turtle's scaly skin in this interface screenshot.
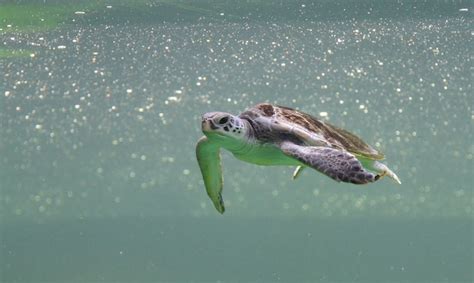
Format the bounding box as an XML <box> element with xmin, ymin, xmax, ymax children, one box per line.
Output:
<box><xmin>280</xmin><ymin>142</ymin><xmax>379</xmax><ymax>184</ymax></box>
<box><xmin>196</xmin><ymin>103</ymin><xmax>400</xmax><ymax>214</ymax></box>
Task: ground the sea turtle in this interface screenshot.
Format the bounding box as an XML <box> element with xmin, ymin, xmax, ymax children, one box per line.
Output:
<box><xmin>196</xmin><ymin>103</ymin><xmax>401</xmax><ymax>214</ymax></box>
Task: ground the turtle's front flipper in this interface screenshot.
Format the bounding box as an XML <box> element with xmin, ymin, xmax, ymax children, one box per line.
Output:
<box><xmin>292</xmin><ymin>166</ymin><xmax>305</xmax><ymax>180</ymax></box>
<box><xmin>196</xmin><ymin>136</ymin><xmax>225</xmax><ymax>214</ymax></box>
<box><xmin>280</xmin><ymin>142</ymin><xmax>379</xmax><ymax>184</ymax></box>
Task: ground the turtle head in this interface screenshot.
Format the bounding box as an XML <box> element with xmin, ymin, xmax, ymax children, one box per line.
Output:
<box><xmin>201</xmin><ymin>112</ymin><xmax>247</xmax><ymax>142</ymax></box>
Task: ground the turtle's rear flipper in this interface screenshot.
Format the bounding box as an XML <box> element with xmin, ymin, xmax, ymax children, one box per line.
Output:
<box><xmin>370</xmin><ymin>161</ymin><xmax>401</xmax><ymax>184</ymax></box>
<box><xmin>280</xmin><ymin>142</ymin><xmax>379</xmax><ymax>184</ymax></box>
<box><xmin>292</xmin><ymin>166</ymin><xmax>305</xmax><ymax>180</ymax></box>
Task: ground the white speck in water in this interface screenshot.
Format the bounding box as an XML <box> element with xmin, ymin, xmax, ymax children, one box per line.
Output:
<box><xmin>459</xmin><ymin>8</ymin><xmax>468</xmax><ymax>12</ymax></box>
<box><xmin>302</xmin><ymin>204</ymin><xmax>310</xmax><ymax>211</ymax></box>
<box><xmin>319</xmin><ymin>112</ymin><xmax>328</xmax><ymax>117</ymax></box>
<box><xmin>106</xmin><ymin>5</ymin><xmax>112</xmax><ymax>9</ymax></box>
<box><xmin>174</xmin><ymin>90</ymin><xmax>182</xmax><ymax>94</ymax></box>
<box><xmin>167</xmin><ymin>96</ymin><xmax>180</xmax><ymax>102</ymax></box>
<box><xmin>129</xmin><ymin>171</ymin><xmax>136</xmax><ymax>178</ymax></box>
<box><xmin>57</xmin><ymin>45</ymin><xmax>66</xmax><ymax>50</ymax></box>
<box><xmin>126</xmin><ymin>89</ymin><xmax>133</xmax><ymax>94</ymax></box>
<box><xmin>4</xmin><ymin>91</ymin><xmax>10</xmax><ymax>97</ymax></box>
<box><xmin>75</xmin><ymin>104</ymin><xmax>80</xmax><ymax>109</ymax></box>
<box><xmin>161</xmin><ymin>156</ymin><xmax>175</xmax><ymax>163</ymax></box>
<box><xmin>140</xmin><ymin>155</ymin><xmax>146</xmax><ymax>161</ymax></box>
<box><xmin>35</xmin><ymin>124</ymin><xmax>43</xmax><ymax>130</ymax></box>
<box><xmin>74</xmin><ymin>11</ymin><xmax>86</xmax><ymax>15</ymax></box>
<box><xmin>354</xmin><ymin>199</ymin><xmax>364</xmax><ymax>209</ymax></box>
<box><xmin>183</xmin><ymin>169</ymin><xmax>190</xmax><ymax>175</ymax></box>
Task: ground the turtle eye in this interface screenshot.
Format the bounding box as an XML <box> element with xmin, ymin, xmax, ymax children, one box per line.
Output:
<box><xmin>218</xmin><ymin>116</ymin><xmax>229</xmax><ymax>125</ymax></box>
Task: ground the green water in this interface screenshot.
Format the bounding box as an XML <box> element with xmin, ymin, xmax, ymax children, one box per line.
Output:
<box><xmin>1</xmin><ymin>1</ymin><xmax>473</xmax><ymax>282</ymax></box>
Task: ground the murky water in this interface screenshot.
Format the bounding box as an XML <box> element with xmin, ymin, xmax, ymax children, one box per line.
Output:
<box><xmin>1</xmin><ymin>1</ymin><xmax>473</xmax><ymax>282</ymax></box>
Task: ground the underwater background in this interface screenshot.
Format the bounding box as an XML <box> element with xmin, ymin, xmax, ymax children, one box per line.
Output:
<box><xmin>1</xmin><ymin>1</ymin><xmax>472</xmax><ymax>282</ymax></box>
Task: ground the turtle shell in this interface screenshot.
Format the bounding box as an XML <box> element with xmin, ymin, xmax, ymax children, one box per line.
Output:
<box><xmin>245</xmin><ymin>103</ymin><xmax>384</xmax><ymax>160</ymax></box>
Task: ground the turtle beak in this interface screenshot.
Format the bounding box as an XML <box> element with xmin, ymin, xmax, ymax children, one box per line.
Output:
<box><xmin>201</xmin><ymin>113</ymin><xmax>218</xmax><ymax>132</ymax></box>
<box><xmin>202</xmin><ymin>119</ymin><xmax>212</xmax><ymax>132</ymax></box>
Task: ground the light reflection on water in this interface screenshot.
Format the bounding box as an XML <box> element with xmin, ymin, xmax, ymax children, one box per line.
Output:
<box><xmin>0</xmin><ymin>1</ymin><xmax>472</xmax><ymax>282</ymax></box>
